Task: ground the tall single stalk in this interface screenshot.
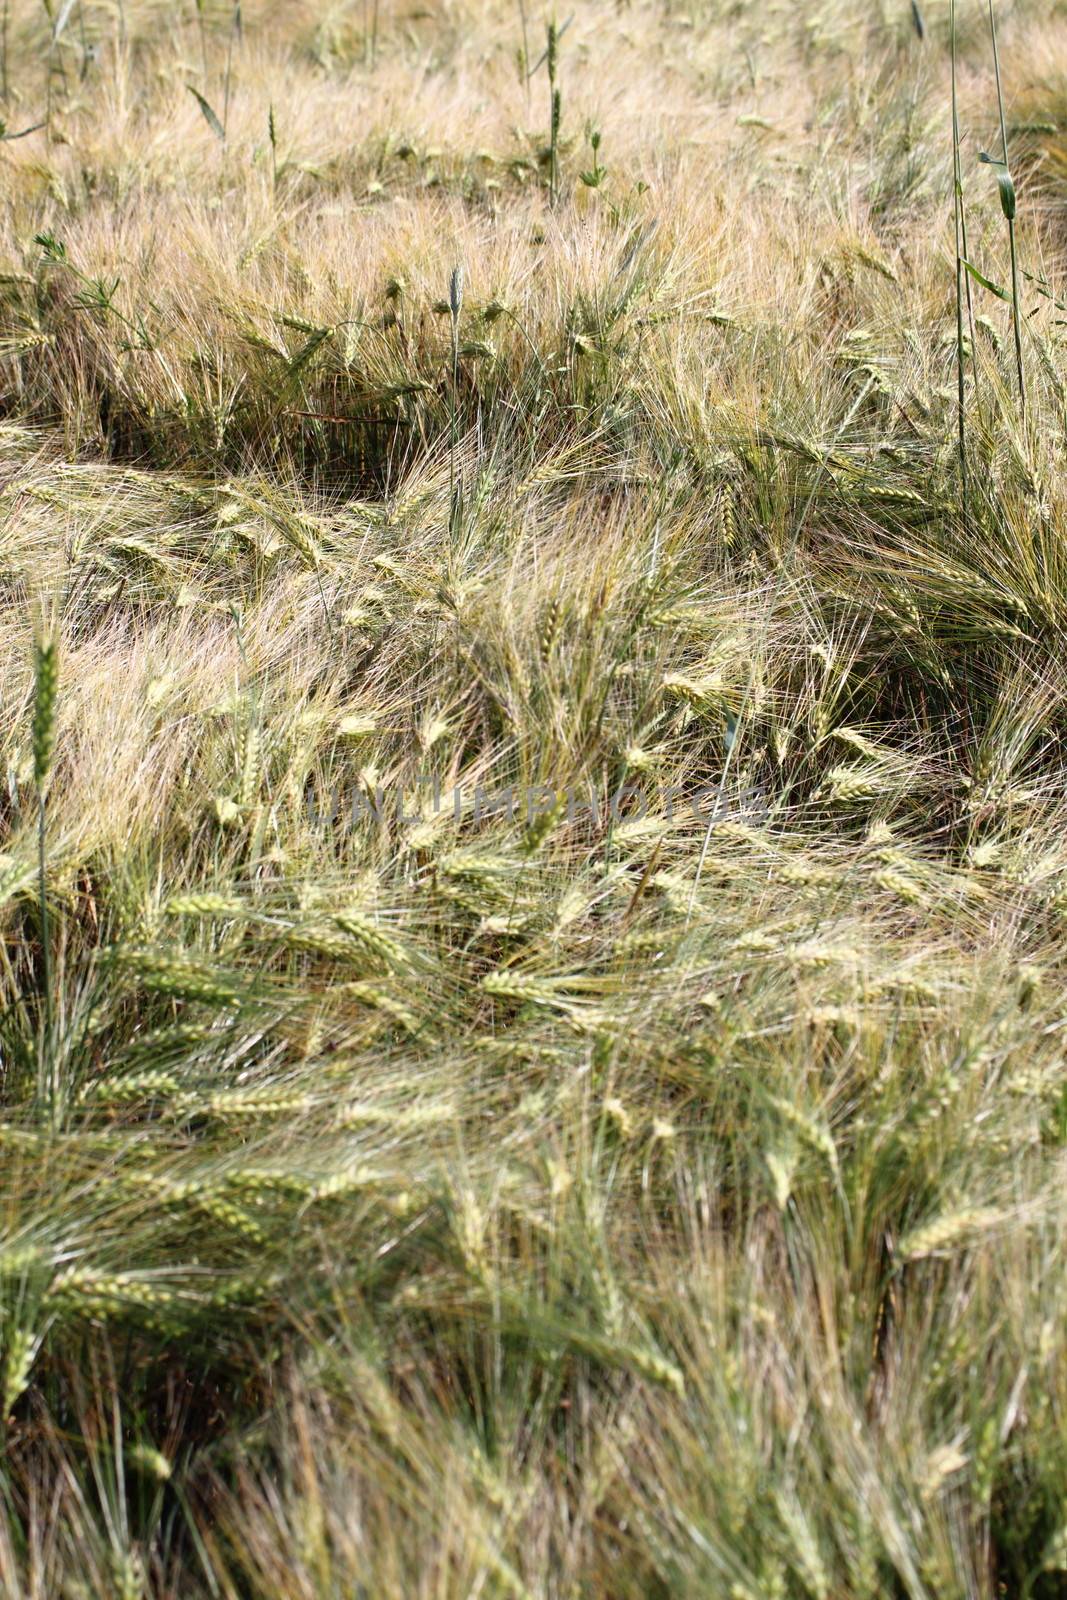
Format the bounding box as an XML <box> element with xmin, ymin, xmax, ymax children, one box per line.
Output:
<box><xmin>546</xmin><ymin>20</ymin><xmax>559</xmax><ymax>207</ymax></box>
<box><xmin>32</xmin><ymin>638</ymin><xmax>58</xmax><ymax>1055</ymax></box>
<box><xmin>223</xmin><ymin>1</ymin><xmax>241</xmax><ymax>136</ymax></box>
<box><xmin>516</xmin><ymin>0</ymin><xmax>530</xmax><ymax>95</ymax></box>
<box><xmin>449</xmin><ymin>264</ymin><xmax>464</xmax><ymax>539</ymax></box>
<box><xmin>950</xmin><ymin>0</ymin><xmax>969</xmax><ymax>513</ymax></box>
<box><xmin>195</xmin><ymin>0</ymin><xmax>209</xmax><ymax>83</ymax></box>
<box><xmin>268</xmin><ymin>103</ymin><xmax>278</xmax><ymax>192</ymax></box>
<box><xmin>986</xmin><ymin>0</ymin><xmax>1027</xmax><ymax>420</ymax></box>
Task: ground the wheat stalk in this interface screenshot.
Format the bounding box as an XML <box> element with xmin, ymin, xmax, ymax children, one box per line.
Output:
<box><xmin>984</xmin><ymin>0</ymin><xmax>1027</xmax><ymax>420</ymax></box>
<box><xmin>31</xmin><ymin>635</ymin><xmax>58</xmax><ymax>1072</ymax></box>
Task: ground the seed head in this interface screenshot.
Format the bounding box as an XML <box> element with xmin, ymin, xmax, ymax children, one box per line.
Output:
<box><xmin>32</xmin><ymin>637</ymin><xmax>59</xmax><ymax>790</ymax></box>
<box><xmin>2</xmin><ymin>1325</ymin><xmax>39</xmax><ymax>1414</ymax></box>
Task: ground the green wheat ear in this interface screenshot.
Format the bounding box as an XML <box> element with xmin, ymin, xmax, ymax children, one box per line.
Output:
<box><xmin>32</xmin><ymin>638</ymin><xmax>59</xmax><ymax>792</ymax></box>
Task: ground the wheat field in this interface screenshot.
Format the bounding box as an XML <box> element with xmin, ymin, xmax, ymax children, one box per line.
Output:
<box><xmin>2</xmin><ymin>0</ymin><xmax>1067</xmax><ymax>1593</ymax></box>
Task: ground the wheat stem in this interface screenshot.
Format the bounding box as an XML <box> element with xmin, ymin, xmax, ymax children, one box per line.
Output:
<box><xmin>950</xmin><ymin>0</ymin><xmax>970</xmax><ymax>514</ymax></box>
<box><xmin>987</xmin><ymin>0</ymin><xmax>1026</xmax><ymax>420</ymax></box>
<box><xmin>32</xmin><ymin>637</ymin><xmax>58</xmax><ymax>1064</ymax></box>
<box><xmin>449</xmin><ymin>263</ymin><xmax>464</xmax><ymax>540</ymax></box>
<box><xmin>547</xmin><ymin>21</ymin><xmax>560</xmax><ymax>206</ymax></box>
